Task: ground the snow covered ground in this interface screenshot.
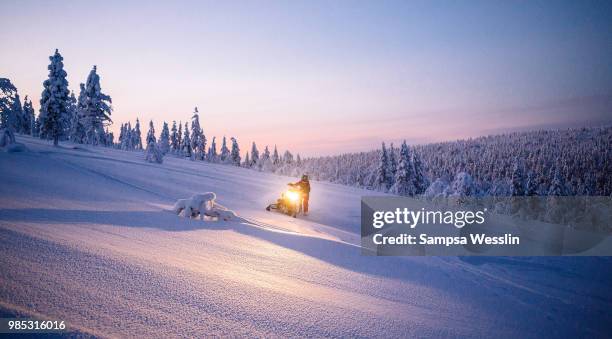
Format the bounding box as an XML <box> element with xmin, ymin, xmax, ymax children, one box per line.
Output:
<box><xmin>1</xmin><ymin>135</ymin><xmax>611</xmax><ymax>338</ymax></box>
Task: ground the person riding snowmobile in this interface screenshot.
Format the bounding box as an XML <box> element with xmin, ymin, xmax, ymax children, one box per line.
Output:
<box><xmin>290</xmin><ymin>174</ymin><xmax>310</xmax><ymax>215</ymax></box>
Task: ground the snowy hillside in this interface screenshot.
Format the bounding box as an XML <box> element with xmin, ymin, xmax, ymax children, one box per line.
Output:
<box><xmin>1</xmin><ymin>135</ymin><xmax>611</xmax><ymax>337</ymax></box>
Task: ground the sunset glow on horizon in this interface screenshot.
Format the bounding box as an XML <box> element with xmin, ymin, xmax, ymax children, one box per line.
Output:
<box><xmin>1</xmin><ymin>0</ymin><xmax>611</xmax><ymax>156</ymax></box>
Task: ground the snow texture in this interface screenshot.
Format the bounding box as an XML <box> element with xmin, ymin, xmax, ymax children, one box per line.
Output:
<box><xmin>0</xmin><ymin>135</ymin><xmax>610</xmax><ymax>337</ymax></box>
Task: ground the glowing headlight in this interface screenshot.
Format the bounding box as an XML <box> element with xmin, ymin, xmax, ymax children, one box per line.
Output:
<box><xmin>286</xmin><ymin>190</ymin><xmax>300</xmax><ymax>202</ymax></box>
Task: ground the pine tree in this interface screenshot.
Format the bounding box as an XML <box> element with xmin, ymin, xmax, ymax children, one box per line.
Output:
<box><xmin>272</xmin><ymin>145</ymin><xmax>279</xmax><ymax>165</ymax></box>
<box><xmin>146</xmin><ymin>120</ymin><xmax>156</xmax><ymax>145</ymax></box>
<box><xmin>190</xmin><ymin>107</ymin><xmax>206</xmax><ymax>160</ymax></box>
<box><xmin>81</xmin><ymin>66</ymin><xmax>112</xmax><ymax>145</ymax></box>
<box><xmin>391</xmin><ymin>141</ymin><xmax>416</xmax><ymax>196</ymax></box>
<box><xmin>181</xmin><ymin>121</ymin><xmax>192</xmax><ymax>158</ymax></box>
<box><xmin>159</xmin><ymin>121</ymin><xmax>170</xmax><ymax>154</ymax></box>
<box><xmin>170</xmin><ymin>121</ymin><xmax>178</xmax><ymax>154</ymax></box>
<box><xmin>250</xmin><ymin>142</ymin><xmax>259</xmax><ymax>167</ymax></box>
<box><xmin>177</xmin><ymin>121</ymin><xmax>182</xmax><ymax>153</ymax></box>
<box><xmin>525</xmin><ymin>171</ymin><xmax>538</xmax><ymax>196</ymax></box>
<box><xmin>69</xmin><ymin>91</ymin><xmax>85</xmax><ymax>143</ymax></box>
<box><xmin>40</xmin><ymin>49</ymin><xmax>71</xmax><ymax>146</ymax></box>
<box><xmin>133</xmin><ymin>118</ymin><xmax>142</xmax><ymax>150</ymax></box>
<box><xmin>0</xmin><ymin>78</ymin><xmax>19</xmax><ymax>132</ymax></box>
<box><xmin>510</xmin><ymin>158</ymin><xmax>525</xmax><ymax>196</ymax></box>
<box><xmin>262</xmin><ymin>146</ymin><xmax>270</xmax><ymax>162</ymax></box>
<box><xmin>22</xmin><ymin>96</ymin><xmax>35</xmax><ymax>135</ymax></box>
<box><xmin>207</xmin><ymin>136</ymin><xmax>217</xmax><ymax>162</ymax></box>
<box><xmin>220</xmin><ymin>136</ymin><xmax>230</xmax><ymax>163</ymax></box>
<box><xmin>548</xmin><ymin>165</ymin><xmax>565</xmax><ymax>196</ymax></box>
<box><xmin>375</xmin><ymin>142</ymin><xmax>390</xmax><ymax>190</ymax></box>
<box><xmin>243</xmin><ymin>152</ymin><xmax>250</xmax><ymax>167</ymax></box>
<box><xmin>11</xmin><ymin>93</ymin><xmax>23</xmax><ymax>133</ymax></box>
<box><xmin>412</xmin><ymin>151</ymin><xmax>428</xmax><ymax>194</ymax></box>
<box><xmin>283</xmin><ymin>150</ymin><xmax>293</xmax><ymax>164</ymax></box>
<box><xmin>230</xmin><ymin>137</ymin><xmax>241</xmax><ymax>166</ymax></box>
<box><xmin>388</xmin><ymin>143</ymin><xmax>397</xmax><ymax>183</ymax></box>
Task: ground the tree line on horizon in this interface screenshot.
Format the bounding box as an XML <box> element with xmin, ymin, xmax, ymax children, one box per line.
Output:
<box><xmin>2</xmin><ymin>50</ymin><xmax>610</xmax><ymax>198</ymax></box>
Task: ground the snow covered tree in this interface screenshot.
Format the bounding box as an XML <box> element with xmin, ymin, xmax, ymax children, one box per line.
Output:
<box><xmin>412</xmin><ymin>151</ymin><xmax>428</xmax><ymax>194</ymax></box>
<box><xmin>40</xmin><ymin>49</ymin><xmax>71</xmax><ymax>146</ymax></box>
<box><xmin>145</xmin><ymin>140</ymin><xmax>164</xmax><ymax>164</ymax></box>
<box><xmin>70</xmin><ymin>85</ymin><xmax>87</xmax><ymax>143</ymax></box>
<box><xmin>11</xmin><ymin>94</ymin><xmax>23</xmax><ymax>133</ymax></box>
<box><xmin>22</xmin><ymin>96</ymin><xmax>35</xmax><ymax>135</ymax></box>
<box><xmin>510</xmin><ymin>158</ymin><xmax>525</xmax><ymax>196</ymax></box>
<box><xmin>390</xmin><ymin>141</ymin><xmax>416</xmax><ymax>196</ymax></box>
<box><xmin>159</xmin><ymin>121</ymin><xmax>170</xmax><ymax>154</ymax></box>
<box><xmin>132</xmin><ymin>119</ymin><xmax>142</xmax><ymax>150</ymax></box>
<box><xmin>250</xmin><ymin>142</ymin><xmax>259</xmax><ymax>167</ymax></box>
<box><xmin>170</xmin><ymin>121</ymin><xmax>179</xmax><ymax>154</ymax></box>
<box><xmin>230</xmin><ymin>137</ymin><xmax>241</xmax><ymax>166</ymax></box>
<box><xmin>146</xmin><ymin>120</ymin><xmax>156</xmax><ymax>145</ymax></box>
<box><xmin>525</xmin><ymin>171</ymin><xmax>538</xmax><ymax>196</ymax></box>
<box><xmin>262</xmin><ymin>145</ymin><xmax>270</xmax><ymax>162</ymax></box>
<box><xmin>272</xmin><ymin>145</ymin><xmax>280</xmax><ymax>165</ymax></box>
<box><xmin>375</xmin><ymin>142</ymin><xmax>391</xmax><ymax>191</ymax></box>
<box><xmin>447</xmin><ymin>172</ymin><xmax>475</xmax><ymax>197</ymax></box>
<box><xmin>548</xmin><ymin>165</ymin><xmax>565</xmax><ymax>196</ymax></box>
<box><xmin>177</xmin><ymin>121</ymin><xmax>182</xmax><ymax>153</ymax></box>
<box><xmin>81</xmin><ymin>66</ymin><xmax>112</xmax><ymax>145</ymax></box>
<box><xmin>283</xmin><ymin>150</ymin><xmax>293</xmax><ymax>164</ymax></box>
<box><xmin>0</xmin><ymin>78</ymin><xmax>19</xmax><ymax>132</ymax></box>
<box><xmin>181</xmin><ymin>121</ymin><xmax>192</xmax><ymax>158</ymax></box>
<box><xmin>243</xmin><ymin>152</ymin><xmax>250</xmax><ymax>167</ymax></box>
<box><xmin>207</xmin><ymin>136</ymin><xmax>217</xmax><ymax>162</ymax></box>
<box><xmin>220</xmin><ymin>136</ymin><xmax>230</xmax><ymax>163</ymax></box>
<box><xmin>387</xmin><ymin>143</ymin><xmax>397</xmax><ymax>183</ymax></box>
<box><xmin>190</xmin><ymin>107</ymin><xmax>206</xmax><ymax>160</ymax></box>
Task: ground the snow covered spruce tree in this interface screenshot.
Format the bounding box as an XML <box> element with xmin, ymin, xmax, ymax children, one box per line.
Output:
<box><xmin>132</xmin><ymin>119</ymin><xmax>142</xmax><ymax>150</ymax></box>
<box><xmin>146</xmin><ymin>120</ymin><xmax>156</xmax><ymax>145</ymax></box>
<box><xmin>510</xmin><ymin>158</ymin><xmax>525</xmax><ymax>196</ymax></box>
<box><xmin>181</xmin><ymin>121</ymin><xmax>192</xmax><ymax>158</ymax></box>
<box><xmin>387</xmin><ymin>143</ymin><xmax>397</xmax><ymax>182</ymax></box>
<box><xmin>159</xmin><ymin>121</ymin><xmax>170</xmax><ymax>155</ymax></box>
<box><xmin>40</xmin><ymin>49</ymin><xmax>71</xmax><ymax>146</ymax></box>
<box><xmin>230</xmin><ymin>137</ymin><xmax>241</xmax><ymax>166</ymax></box>
<box><xmin>391</xmin><ymin>141</ymin><xmax>417</xmax><ymax>196</ymax></box>
<box><xmin>375</xmin><ymin>142</ymin><xmax>391</xmax><ymax>191</ymax></box>
<box><xmin>145</xmin><ymin>120</ymin><xmax>163</xmax><ymax>163</ymax></box>
<box><xmin>0</xmin><ymin>78</ymin><xmax>21</xmax><ymax>145</ymax></box>
<box><xmin>190</xmin><ymin>107</ymin><xmax>206</xmax><ymax>160</ymax></box>
<box><xmin>272</xmin><ymin>145</ymin><xmax>280</xmax><ymax>165</ymax></box>
<box><xmin>68</xmin><ymin>91</ymin><xmax>85</xmax><ymax>143</ymax></box>
<box><xmin>22</xmin><ymin>96</ymin><xmax>35</xmax><ymax>135</ymax></box>
<box><xmin>412</xmin><ymin>151</ymin><xmax>428</xmax><ymax>194</ymax></box>
<box><xmin>81</xmin><ymin>66</ymin><xmax>112</xmax><ymax>145</ymax></box>
<box><xmin>176</xmin><ymin>122</ymin><xmax>182</xmax><ymax>154</ymax></box>
<box><xmin>220</xmin><ymin>136</ymin><xmax>230</xmax><ymax>163</ymax></box>
<box><xmin>250</xmin><ymin>142</ymin><xmax>259</xmax><ymax>168</ymax></box>
<box><xmin>243</xmin><ymin>152</ymin><xmax>250</xmax><ymax>167</ymax></box>
<box><xmin>207</xmin><ymin>136</ymin><xmax>217</xmax><ymax>162</ymax></box>
<box><xmin>170</xmin><ymin>121</ymin><xmax>179</xmax><ymax>154</ymax></box>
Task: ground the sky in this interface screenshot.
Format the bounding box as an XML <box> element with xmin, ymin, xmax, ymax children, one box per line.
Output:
<box><xmin>1</xmin><ymin>0</ymin><xmax>611</xmax><ymax>156</ymax></box>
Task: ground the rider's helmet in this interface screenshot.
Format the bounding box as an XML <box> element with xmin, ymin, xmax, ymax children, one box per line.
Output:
<box><xmin>302</xmin><ymin>174</ymin><xmax>309</xmax><ymax>181</ymax></box>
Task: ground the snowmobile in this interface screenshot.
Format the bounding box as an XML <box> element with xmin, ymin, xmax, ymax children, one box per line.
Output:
<box><xmin>266</xmin><ymin>183</ymin><xmax>303</xmax><ymax>218</ymax></box>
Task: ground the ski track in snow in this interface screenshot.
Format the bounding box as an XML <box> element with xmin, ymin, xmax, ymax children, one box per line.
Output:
<box><xmin>0</xmin><ymin>135</ymin><xmax>611</xmax><ymax>338</ymax></box>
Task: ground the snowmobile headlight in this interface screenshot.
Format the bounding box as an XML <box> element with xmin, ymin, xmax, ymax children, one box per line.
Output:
<box><xmin>286</xmin><ymin>190</ymin><xmax>300</xmax><ymax>203</ymax></box>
